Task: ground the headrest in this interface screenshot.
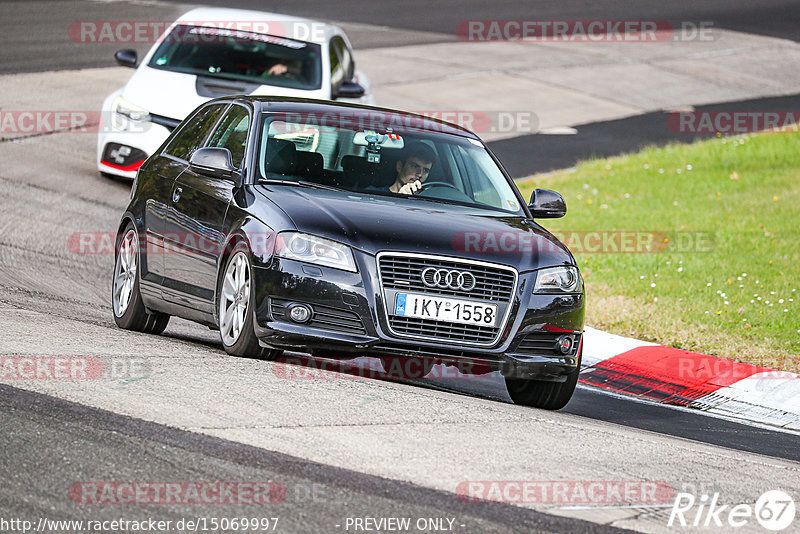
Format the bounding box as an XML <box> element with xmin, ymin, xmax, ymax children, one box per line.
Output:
<box><xmin>296</xmin><ymin>151</ymin><xmax>324</xmax><ymax>178</ymax></box>
<box><xmin>265</xmin><ymin>138</ymin><xmax>297</xmax><ymax>176</ymax></box>
<box><xmin>342</xmin><ymin>155</ymin><xmax>398</xmax><ymax>189</ymax></box>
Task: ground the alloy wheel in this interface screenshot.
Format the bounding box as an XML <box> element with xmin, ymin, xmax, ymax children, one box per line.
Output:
<box><xmin>113</xmin><ymin>229</ymin><xmax>138</xmax><ymax>317</ymax></box>
<box><xmin>219</xmin><ymin>252</ymin><xmax>251</xmax><ymax>346</ymax></box>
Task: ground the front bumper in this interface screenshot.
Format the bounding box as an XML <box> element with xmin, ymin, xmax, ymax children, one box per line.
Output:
<box><xmin>96</xmin><ymin>107</ymin><xmax>174</xmax><ymax>179</ymax></box>
<box><xmin>252</xmin><ymin>254</ymin><xmax>584</xmax><ymax>380</ymax></box>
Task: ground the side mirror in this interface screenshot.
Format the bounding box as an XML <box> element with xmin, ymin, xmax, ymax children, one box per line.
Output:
<box><xmin>189</xmin><ymin>147</ymin><xmax>239</xmax><ymax>181</ymax></box>
<box><xmin>529</xmin><ymin>188</ymin><xmax>566</xmax><ymax>218</ymax></box>
<box><xmin>333</xmin><ymin>80</ymin><xmax>365</xmax><ymax>99</ymax></box>
<box><xmin>114</xmin><ymin>49</ymin><xmax>138</xmax><ymax>68</ymax></box>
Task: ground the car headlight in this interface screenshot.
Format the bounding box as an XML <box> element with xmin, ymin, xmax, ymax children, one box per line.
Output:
<box><xmin>112</xmin><ymin>95</ymin><xmax>151</xmax><ymax>126</ymax></box>
<box><xmin>534</xmin><ymin>266</ymin><xmax>583</xmax><ymax>293</ymax></box>
<box><xmin>276</xmin><ymin>232</ymin><xmax>357</xmax><ymax>272</ymax></box>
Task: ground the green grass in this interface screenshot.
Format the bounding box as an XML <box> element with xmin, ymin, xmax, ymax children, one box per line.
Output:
<box><xmin>516</xmin><ymin>131</ymin><xmax>800</xmax><ymax>370</ymax></box>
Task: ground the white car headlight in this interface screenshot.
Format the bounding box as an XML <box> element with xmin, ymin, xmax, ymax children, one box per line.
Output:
<box><xmin>534</xmin><ymin>266</ymin><xmax>583</xmax><ymax>293</ymax></box>
<box><xmin>276</xmin><ymin>232</ymin><xmax>357</xmax><ymax>272</ymax></box>
<box><xmin>112</xmin><ymin>95</ymin><xmax>151</xmax><ymax>126</ymax></box>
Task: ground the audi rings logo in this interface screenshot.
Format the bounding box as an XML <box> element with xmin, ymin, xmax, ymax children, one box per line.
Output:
<box><xmin>421</xmin><ymin>268</ymin><xmax>477</xmax><ymax>292</ymax></box>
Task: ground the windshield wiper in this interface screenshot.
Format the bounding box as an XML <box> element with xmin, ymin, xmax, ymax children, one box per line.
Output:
<box><xmin>258</xmin><ymin>179</ymin><xmax>346</xmax><ymax>192</ymax></box>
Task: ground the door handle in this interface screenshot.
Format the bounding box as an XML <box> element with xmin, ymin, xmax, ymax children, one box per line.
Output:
<box><xmin>172</xmin><ymin>186</ymin><xmax>182</xmax><ymax>202</ymax></box>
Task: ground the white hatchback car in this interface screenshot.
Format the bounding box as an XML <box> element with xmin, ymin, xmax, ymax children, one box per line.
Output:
<box><xmin>97</xmin><ymin>7</ymin><xmax>372</xmax><ymax>179</ymax></box>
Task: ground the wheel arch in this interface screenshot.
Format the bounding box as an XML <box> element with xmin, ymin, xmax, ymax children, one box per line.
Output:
<box><xmin>214</xmin><ymin>217</ymin><xmax>276</xmax><ymax>325</ymax></box>
<box><xmin>115</xmin><ymin>214</ymin><xmax>138</xmax><ymax>252</ymax></box>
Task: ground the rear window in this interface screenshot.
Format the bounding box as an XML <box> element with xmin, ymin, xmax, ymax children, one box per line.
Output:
<box><xmin>148</xmin><ymin>25</ymin><xmax>322</xmax><ymax>91</ymax></box>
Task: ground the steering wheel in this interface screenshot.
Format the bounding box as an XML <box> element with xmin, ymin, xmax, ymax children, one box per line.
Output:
<box><xmin>417</xmin><ymin>180</ymin><xmax>473</xmax><ymax>203</ymax></box>
<box><xmin>419</xmin><ymin>181</ymin><xmax>460</xmax><ymax>193</ymax></box>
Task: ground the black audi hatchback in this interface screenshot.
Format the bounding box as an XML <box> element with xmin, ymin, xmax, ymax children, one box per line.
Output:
<box><xmin>112</xmin><ymin>96</ymin><xmax>585</xmax><ymax>409</ymax></box>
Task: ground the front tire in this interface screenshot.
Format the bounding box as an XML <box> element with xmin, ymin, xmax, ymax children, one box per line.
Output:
<box><xmin>505</xmin><ymin>348</ymin><xmax>582</xmax><ymax>410</ymax></box>
<box><xmin>217</xmin><ymin>243</ymin><xmax>281</xmax><ymax>360</ymax></box>
<box><xmin>112</xmin><ymin>223</ymin><xmax>169</xmax><ymax>334</ymax></box>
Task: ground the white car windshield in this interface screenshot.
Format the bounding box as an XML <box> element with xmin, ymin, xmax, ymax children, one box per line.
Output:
<box><xmin>147</xmin><ymin>25</ymin><xmax>322</xmax><ymax>90</ymax></box>
<box><xmin>258</xmin><ymin>112</ymin><xmax>526</xmax><ymax>215</ymax></box>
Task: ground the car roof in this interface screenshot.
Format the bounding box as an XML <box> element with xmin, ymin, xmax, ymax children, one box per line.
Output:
<box><xmin>174</xmin><ymin>7</ymin><xmax>340</xmax><ymax>45</ymax></box>
<box><xmin>222</xmin><ymin>96</ymin><xmax>481</xmax><ymax>139</ymax></box>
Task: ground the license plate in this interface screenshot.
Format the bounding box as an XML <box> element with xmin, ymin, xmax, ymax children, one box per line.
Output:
<box><xmin>393</xmin><ymin>293</ymin><xmax>498</xmax><ymax>327</ymax></box>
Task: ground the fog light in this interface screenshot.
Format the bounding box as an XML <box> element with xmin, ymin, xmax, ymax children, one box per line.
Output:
<box><xmin>556</xmin><ymin>335</ymin><xmax>573</xmax><ymax>354</ymax></box>
<box><xmin>287</xmin><ymin>304</ymin><xmax>312</xmax><ymax>323</ymax></box>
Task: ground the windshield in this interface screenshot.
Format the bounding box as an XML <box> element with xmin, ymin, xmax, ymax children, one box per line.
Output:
<box><xmin>147</xmin><ymin>25</ymin><xmax>322</xmax><ymax>90</ymax></box>
<box><xmin>257</xmin><ymin>112</ymin><xmax>525</xmax><ymax>215</ymax></box>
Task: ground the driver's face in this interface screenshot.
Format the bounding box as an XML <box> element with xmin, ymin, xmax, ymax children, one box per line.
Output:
<box><xmin>396</xmin><ymin>157</ymin><xmax>432</xmax><ymax>185</ymax></box>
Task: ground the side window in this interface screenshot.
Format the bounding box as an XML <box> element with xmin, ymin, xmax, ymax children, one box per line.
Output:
<box><xmin>164</xmin><ymin>104</ymin><xmax>225</xmax><ymax>160</ymax></box>
<box><xmin>329</xmin><ymin>38</ymin><xmax>344</xmax><ymax>89</ymax></box>
<box><xmin>340</xmin><ymin>41</ymin><xmax>354</xmax><ymax>81</ymax></box>
<box><xmin>206</xmin><ymin>105</ymin><xmax>250</xmax><ymax>169</ymax></box>
<box><xmin>457</xmin><ymin>145</ymin><xmax>501</xmax><ymax>208</ymax></box>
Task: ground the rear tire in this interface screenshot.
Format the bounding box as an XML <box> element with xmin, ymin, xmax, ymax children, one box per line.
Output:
<box><xmin>112</xmin><ymin>223</ymin><xmax>170</xmax><ymax>334</ymax></box>
<box><xmin>217</xmin><ymin>242</ymin><xmax>282</xmax><ymax>360</ymax></box>
<box><xmin>505</xmin><ymin>348</ymin><xmax>581</xmax><ymax>410</ymax></box>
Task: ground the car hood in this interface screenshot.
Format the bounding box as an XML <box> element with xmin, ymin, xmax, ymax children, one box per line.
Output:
<box><xmin>255</xmin><ymin>186</ymin><xmax>575</xmax><ymax>272</ymax></box>
<box><xmin>121</xmin><ymin>66</ymin><xmax>326</xmax><ymax>120</ymax></box>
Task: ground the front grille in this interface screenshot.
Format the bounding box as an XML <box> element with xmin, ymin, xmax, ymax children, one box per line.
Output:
<box><xmin>270</xmin><ymin>299</ymin><xmax>366</xmax><ymax>335</ymax></box>
<box><xmin>516</xmin><ymin>332</ymin><xmax>582</xmax><ymax>357</ymax></box>
<box><xmin>378</xmin><ymin>253</ymin><xmax>517</xmax><ymax>345</ymax></box>
<box><xmin>379</xmin><ymin>255</ymin><xmax>515</xmax><ymax>301</ymax></box>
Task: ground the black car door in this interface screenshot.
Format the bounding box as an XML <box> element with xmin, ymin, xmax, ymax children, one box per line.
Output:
<box><xmin>157</xmin><ymin>103</ymin><xmax>227</xmax><ymax>309</ymax></box>
<box><xmin>162</xmin><ymin>104</ymin><xmax>252</xmax><ymax>314</ymax></box>
<box><xmin>138</xmin><ymin>104</ymin><xmax>223</xmax><ymax>297</ymax></box>
<box><xmin>137</xmin><ymin>155</ymin><xmax>181</xmax><ymax>296</ymax></box>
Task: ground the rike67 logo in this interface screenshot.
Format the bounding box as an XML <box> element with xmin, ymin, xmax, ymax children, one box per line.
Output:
<box><xmin>669</xmin><ymin>490</ymin><xmax>796</xmax><ymax>531</ymax></box>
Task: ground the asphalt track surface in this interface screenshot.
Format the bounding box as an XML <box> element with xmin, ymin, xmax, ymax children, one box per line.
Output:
<box><xmin>0</xmin><ymin>385</ymin><xmax>626</xmax><ymax>534</ymax></box>
<box><xmin>492</xmin><ymin>91</ymin><xmax>800</xmax><ymax>176</ymax></box>
<box><xmin>1</xmin><ymin>2</ymin><xmax>800</xmax><ymax>532</ymax></box>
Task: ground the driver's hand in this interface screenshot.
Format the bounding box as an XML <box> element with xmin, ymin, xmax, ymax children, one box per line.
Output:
<box><xmin>267</xmin><ymin>64</ymin><xmax>288</xmax><ymax>76</ymax></box>
<box><xmin>398</xmin><ymin>180</ymin><xmax>423</xmax><ymax>195</ymax></box>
